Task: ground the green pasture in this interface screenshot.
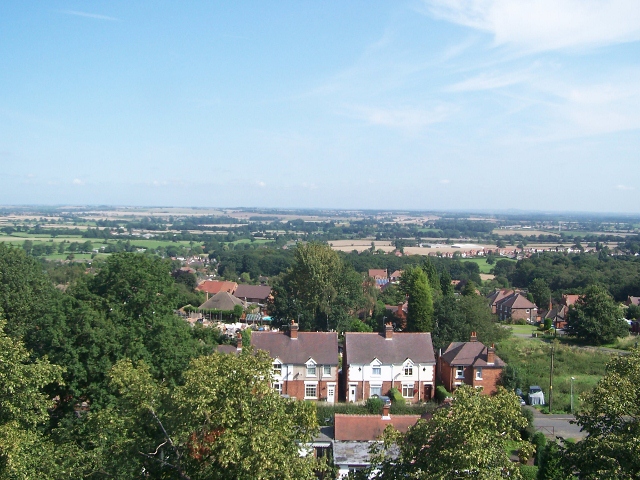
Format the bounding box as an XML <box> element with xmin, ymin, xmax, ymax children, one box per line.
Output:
<box><xmin>496</xmin><ymin>336</ymin><xmax>610</xmax><ymax>413</ymax></box>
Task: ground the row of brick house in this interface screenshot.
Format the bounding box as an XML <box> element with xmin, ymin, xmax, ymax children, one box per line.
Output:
<box><xmin>248</xmin><ymin>323</ymin><xmax>506</xmax><ymax>404</ymax></box>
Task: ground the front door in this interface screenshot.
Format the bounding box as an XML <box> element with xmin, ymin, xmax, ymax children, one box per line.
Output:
<box><xmin>349</xmin><ymin>384</ymin><xmax>357</xmax><ymax>402</ymax></box>
<box><xmin>424</xmin><ymin>384</ymin><xmax>433</xmax><ymax>400</ymax></box>
<box><xmin>327</xmin><ymin>385</ymin><xmax>335</xmax><ymax>404</ymax></box>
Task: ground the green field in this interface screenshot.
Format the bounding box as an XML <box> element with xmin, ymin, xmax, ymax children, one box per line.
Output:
<box><xmin>496</xmin><ymin>336</ymin><xmax>610</xmax><ymax>413</ymax></box>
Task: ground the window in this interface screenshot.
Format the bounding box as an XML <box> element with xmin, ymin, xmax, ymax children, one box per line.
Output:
<box><xmin>456</xmin><ymin>366</ymin><xmax>464</xmax><ymax>378</ymax></box>
<box><xmin>402</xmin><ymin>384</ymin><xmax>414</xmax><ymax>398</ymax></box>
<box><xmin>323</xmin><ymin>365</ymin><xmax>331</xmax><ymax>376</ymax></box>
<box><xmin>305</xmin><ymin>384</ymin><xmax>317</xmax><ymax>399</ymax></box>
<box><xmin>475</xmin><ymin>367</ymin><xmax>482</xmax><ymax>380</ymax></box>
<box><xmin>370</xmin><ymin>385</ymin><xmax>382</xmax><ymax>397</ymax></box>
<box><xmin>372</xmin><ymin>366</ymin><xmax>381</xmax><ymax>376</ymax></box>
<box><xmin>273</xmin><ymin>382</ymin><xmax>282</xmax><ymax>394</ymax></box>
<box><xmin>273</xmin><ymin>363</ymin><xmax>281</xmax><ymax>376</ymax></box>
<box><xmin>306</xmin><ymin>364</ymin><xmax>316</xmax><ymax>377</ymax></box>
<box><xmin>404</xmin><ymin>365</ymin><xmax>413</xmax><ymax>376</ymax></box>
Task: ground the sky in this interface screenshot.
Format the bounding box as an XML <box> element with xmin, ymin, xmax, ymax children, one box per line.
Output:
<box><xmin>0</xmin><ymin>1</ymin><xmax>639</xmax><ymax>213</ymax></box>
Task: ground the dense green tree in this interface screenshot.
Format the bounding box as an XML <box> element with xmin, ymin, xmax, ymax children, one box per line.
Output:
<box><xmin>87</xmin><ymin>351</ymin><xmax>322</xmax><ymax>479</ymax></box>
<box><xmin>564</xmin><ymin>285</ymin><xmax>628</xmax><ymax>345</ymax></box>
<box><xmin>529</xmin><ymin>278</ymin><xmax>551</xmax><ymax>310</ymax></box>
<box><xmin>400</xmin><ymin>267</ymin><xmax>433</xmax><ymax>332</ymax></box>
<box><xmin>565</xmin><ymin>349</ymin><xmax>640</xmax><ymax>478</ymax></box>
<box><xmin>364</xmin><ymin>386</ymin><xmax>532</xmax><ymax>479</ymax></box>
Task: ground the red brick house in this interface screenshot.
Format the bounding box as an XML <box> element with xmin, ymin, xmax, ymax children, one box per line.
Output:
<box><xmin>196</xmin><ymin>280</ymin><xmax>238</xmax><ymax>297</ymax></box>
<box><xmin>495</xmin><ymin>292</ymin><xmax>538</xmax><ymax>322</ymax></box>
<box><xmin>439</xmin><ymin>333</ymin><xmax>505</xmax><ymax>395</ymax></box>
<box><xmin>486</xmin><ymin>289</ymin><xmax>514</xmax><ymax>314</ymax></box>
<box><xmin>251</xmin><ymin>323</ymin><xmax>339</xmax><ymax>403</ymax></box>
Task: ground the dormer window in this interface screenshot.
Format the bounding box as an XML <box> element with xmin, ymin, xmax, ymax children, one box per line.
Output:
<box><xmin>273</xmin><ymin>362</ymin><xmax>282</xmax><ymax>376</ymax></box>
<box><xmin>372</xmin><ymin>366</ymin><xmax>381</xmax><ymax>376</ymax></box>
<box><xmin>404</xmin><ymin>365</ymin><xmax>413</xmax><ymax>376</ymax></box>
<box><xmin>306</xmin><ymin>359</ymin><xmax>317</xmax><ymax>377</ymax></box>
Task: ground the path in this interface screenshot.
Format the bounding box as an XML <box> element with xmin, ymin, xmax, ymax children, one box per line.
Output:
<box><xmin>526</xmin><ymin>406</ymin><xmax>586</xmax><ymax>441</ymax></box>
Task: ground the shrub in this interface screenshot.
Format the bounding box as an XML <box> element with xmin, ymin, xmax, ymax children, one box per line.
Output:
<box><xmin>365</xmin><ymin>396</ymin><xmax>383</xmax><ymax>414</ymax></box>
<box><xmin>513</xmin><ymin>318</ymin><xmax>527</xmax><ymax>325</ymax></box>
<box><xmin>519</xmin><ymin>465</ymin><xmax>538</xmax><ymax>480</ymax></box>
<box><xmin>388</xmin><ymin>387</ymin><xmax>403</xmax><ymax>403</ymax></box>
<box><xmin>435</xmin><ymin>385</ymin><xmax>450</xmax><ymax>403</ymax></box>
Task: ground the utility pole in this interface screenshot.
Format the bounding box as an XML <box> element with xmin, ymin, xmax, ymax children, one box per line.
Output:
<box><xmin>549</xmin><ymin>344</ymin><xmax>555</xmax><ymax>413</ymax></box>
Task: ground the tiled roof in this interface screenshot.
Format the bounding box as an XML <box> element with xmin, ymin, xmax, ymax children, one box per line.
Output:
<box><xmin>344</xmin><ymin>332</ymin><xmax>435</xmax><ymax>365</ymax></box>
<box><xmin>369</xmin><ymin>269</ymin><xmax>387</xmax><ymax>279</ymax></box>
<box><xmin>199</xmin><ymin>291</ymin><xmax>245</xmax><ymax>310</ymax></box>
<box><xmin>628</xmin><ymin>296</ymin><xmax>640</xmax><ymax>306</ymax></box>
<box><xmin>441</xmin><ymin>341</ymin><xmax>505</xmax><ymax>368</ymax></box>
<box><xmin>234</xmin><ymin>284</ymin><xmax>272</xmax><ymax>300</ymax></box>
<box><xmin>216</xmin><ymin>344</ymin><xmax>240</xmax><ymax>355</ymax></box>
<box><xmin>334</xmin><ymin>414</ymin><xmax>421</xmax><ymax>441</ymax></box>
<box><xmin>498</xmin><ymin>292</ymin><xmax>537</xmax><ymax>310</ymax></box>
<box><xmin>196</xmin><ymin>280</ymin><xmax>238</xmax><ymax>295</ymax></box>
<box><xmin>252</xmin><ymin>331</ymin><xmax>338</xmax><ymax>365</ymax></box>
<box><xmin>562</xmin><ymin>294</ymin><xmax>581</xmax><ymax>306</ymax></box>
<box><xmin>487</xmin><ymin>289</ymin><xmax>514</xmax><ymax>306</ymax></box>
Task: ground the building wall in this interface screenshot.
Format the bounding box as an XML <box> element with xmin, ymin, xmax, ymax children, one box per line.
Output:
<box><xmin>345</xmin><ymin>363</ymin><xmax>435</xmax><ymax>403</ymax></box>
<box><xmin>273</xmin><ymin>363</ymin><xmax>338</xmax><ymax>401</ymax></box>
<box><xmin>440</xmin><ymin>362</ymin><xmax>503</xmax><ymax>395</ymax></box>
<box><xmin>471</xmin><ymin>366</ymin><xmax>503</xmax><ymax>395</ymax></box>
<box><xmin>510</xmin><ymin>307</ymin><xmax>537</xmax><ymax>322</ymax></box>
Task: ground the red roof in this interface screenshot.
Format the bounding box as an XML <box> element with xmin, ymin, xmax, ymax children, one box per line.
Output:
<box><xmin>334</xmin><ymin>414</ymin><xmax>421</xmax><ymax>441</ymax></box>
<box><xmin>196</xmin><ymin>280</ymin><xmax>237</xmax><ymax>295</ymax></box>
<box><xmin>562</xmin><ymin>294</ymin><xmax>581</xmax><ymax>307</ymax></box>
<box><xmin>368</xmin><ymin>269</ymin><xmax>387</xmax><ymax>279</ymax></box>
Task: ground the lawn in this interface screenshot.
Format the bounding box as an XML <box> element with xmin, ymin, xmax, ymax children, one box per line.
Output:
<box><xmin>460</xmin><ymin>257</ymin><xmax>497</xmax><ymax>274</ymax></box>
<box><xmin>496</xmin><ymin>336</ymin><xmax>611</xmax><ymax>413</ymax></box>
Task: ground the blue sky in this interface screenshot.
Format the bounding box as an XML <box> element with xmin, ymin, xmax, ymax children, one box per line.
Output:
<box><xmin>1</xmin><ymin>1</ymin><xmax>638</xmax><ymax>212</ymax></box>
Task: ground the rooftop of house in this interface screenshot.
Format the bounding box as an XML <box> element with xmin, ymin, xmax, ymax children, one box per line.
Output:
<box><xmin>368</xmin><ymin>268</ymin><xmax>388</xmax><ymax>279</ymax></box>
<box><xmin>196</xmin><ymin>280</ymin><xmax>238</xmax><ymax>295</ymax></box>
<box><xmin>251</xmin><ymin>330</ymin><xmax>338</xmax><ymax>365</ymax></box>
<box><xmin>216</xmin><ymin>344</ymin><xmax>240</xmax><ymax>355</ymax></box>
<box><xmin>627</xmin><ymin>296</ymin><xmax>640</xmax><ymax>306</ymax></box>
<box><xmin>199</xmin><ymin>291</ymin><xmax>245</xmax><ymax>310</ymax></box>
<box><xmin>334</xmin><ymin>413</ymin><xmax>421</xmax><ymax>441</ymax></box>
<box><xmin>233</xmin><ymin>284</ymin><xmax>272</xmax><ymax>300</ymax></box>
<box><xmin>561</xmin><ymin>294</ymin><xmax>581</xmax><ymax>306</ymax></box>
<box><xmin>497</xmin><ymin>292</ymin><xmax>537</xmax><ymax>310</ymax></box>
<box><xmin>441</xmin><ymin>337</ymin><xmax>505</xmax><ymax>368</ymax></box>
<box><xmin>487</xmin><ymin>288</ymin><xmax>515</xmax><ymax>305</ymax></box>
<box><xmin>344</xmin><ymin>331</ymin><xmax>436</xmax><ymax>365</ymax></box>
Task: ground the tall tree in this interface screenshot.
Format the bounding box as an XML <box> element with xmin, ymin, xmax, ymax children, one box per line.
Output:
<box><xmin>400</xmin><ymin>267</ymin><xmax>434</xmax><ymax>332</ymax></box>
<box><xmin>528</xmin><ymin>278</ymin><xmax>551</xmax><ymax>310</ymax></box>
<box><xmin>564</xmin><ymin>285</ymin><xmax>628</xmax><ymax>345</ymax></box>
<box><xmin>364</xmin><ymin>386</ymin><xmax>532</xmax><ymax>479</ymax></box>
<box><xmin>565</xmin><ymin>349</ymin><xmax>640</xmax><ymax>479</ymax></box>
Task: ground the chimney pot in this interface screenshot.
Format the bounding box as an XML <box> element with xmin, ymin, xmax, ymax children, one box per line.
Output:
<box><xmin>470</xmin><ymin>331</ymin><xmax>477</xmax><ymax>342</ymax></box>
<box><xmin>236</xmin><ymin>331</ymin><xmax>243</xmax><ymax>351</ymax></box>
<box><xmin>487</xmin><ymin>344</ymin><xmax>495</xmax><ymax>365</ymax></box>
<box><xmin>290</xmin><ymin>321</ymin><xmax>298</xmax><ymax>339</ymax></box>
<box><xmin>384</xmin><ymin>322</ymin><xmax>393</xmax><ymax>339</ymax></box>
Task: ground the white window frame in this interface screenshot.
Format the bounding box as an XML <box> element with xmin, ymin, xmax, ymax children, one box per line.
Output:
<box><xmin>372</xmin><ymin>366</ymin><xmax>381</xmax><ymax>376</ymax></box>
<box><xmin>370</xmin><ymin>384</ymin><xmax>382</xmax><ymax>398</ymax></box>
<box><xmin>273</xmin><ymin>382</ymin><xmax>282</xmax><ymax>394</ymax></box>
<box><xmin>304</xmin><ymin>382</ymin><xmax>318</xmax><ymax>399</ymax></box>
<box><xmin>323</xmin><ymin>365</ymin><xmax>331</xmax><ymax>377</ymax></box>
<box><xmin>306</xmin><ymin>360</ymin><xmax>317</xmax><ymax>377</ymax></box>
<box><xmin>455</xmin><ymin>366</ymin><xmax>464</xmax><ymax>379</ymax></box>
<box><xmin>273</xmin><ymin>361</ymin><xmax>282</xmax><ymax>376</ymax></box>
<box><xmin>404</xmin><ymin>361</ymin><xmax>414</xmax><ymax>376</ymax></box>
<box><xmin>475</xmin><ymin>367</ymin><xmax>482</xmax><ymax>380</ymax></box>
<box><xmin>402</xmin><ymin>384</ymin><xmax>414</xmax><ymax>398</ymax></box>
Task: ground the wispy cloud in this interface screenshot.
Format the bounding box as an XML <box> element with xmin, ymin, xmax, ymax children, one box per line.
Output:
<box><xmin>446</xmin><ymin>68</ymin><xmax>532</xmax><ymax>92</ymax></box>
<box><xmin>349</xmin><ymin>105</ymin><xmax>453</xmax><ymax>132</ymax></box>
<box><xmin>439</xmin><ymin>179</ymin><xmax>451</xmax><ymax>184</ymax></box>
<box><xmin>72</xmin><ymin>178</ymin><xmax>85</xmax><ymax>186</ymax></box>
<box><xmin>423</xmin><ymin>0</ymin><xmax>640</xmax><ymax>52</ymax></box>
<box><xmin>60</xmin><ymin>10</ymin><xmax>120</xmax><ymax>21</ymax></box>
<box><xmin>256</xmin><ymin>181</ymin><xmax>266</xmax><ymax>188</ymax></box>
<box><xmin>616</xmin><ymin>184</ymin><xmax>634</xmax><ymax>191</ymax></box>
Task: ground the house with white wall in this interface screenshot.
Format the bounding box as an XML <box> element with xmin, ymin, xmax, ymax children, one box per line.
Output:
<box><xmin>343</xmin><ymin>324</ymin><xmax>436</xmax><ymax>403</ymax></box>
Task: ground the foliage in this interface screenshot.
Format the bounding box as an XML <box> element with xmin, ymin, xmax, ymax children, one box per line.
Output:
<box><xmin>367</xmin><ymin>386</ymin><xmax>531</xmax><ymax>479</ymax></box>
<box><xmin>365</xmin><ymin>396</ymin><xmax>384</xmax><ymax>414</ymax></box>
<box><xmin>529</xmin><ymin>278</ymin><xmax>551</xmax><ymax>309</ymax></box>
<box><xmin>387</xmin><ymin>387</ymin><xmax>403</xmax><ymax>404</ymax></box>
<box><xmin>435</xmin><ymin>385</ymin><xmax>450</xmax><ymax>402</ymax></box>
<box><xmin>499</xmin><ymin>364</ymin><xmax>523</xmax><ymax>392</ymax></box>
<box><xmin>87</xmin><ymin>351</ymin><xmax>322</xmax><ymax>479</ymax></box>
<box><xmin>564</xmin><ymin>285</ymin><xmax>628</xmax><ymax>345</ymax></box>
<box><xmin>536</xmin><ymin>441</ymin><xmax>571</xmax><ymax>479</ymax></box>
<box><xmin>565</xmin><ymin>349</ymin><xmax>640</xmax><ymax>479</ymax></box>
<box><xmin>519</xmin><ymin>465</ymin><xmax>538</xmax><ymax>480</ymax></box>
<box><xmin>400</xmin><ymin>267</ymin><xmax>434</xmax><ymax>332</ymax></box>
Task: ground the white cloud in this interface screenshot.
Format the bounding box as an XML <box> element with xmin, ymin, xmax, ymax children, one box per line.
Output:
<box><xmin>616</xmin><ymin>184</ymin><xmax>634</xmax><ymax>190</ymax></box>
<box><xmin>72</xmin><ymin>178</ymin><xmax>85</xmax><ymax>185</ymax></box>
<box><xmin>350</xmin><ymin>105</ymin><xmax>453</xmax><ymax>131</ymax></box>
<box><xmin>423</xmin><ymin>0</ymin><xmax>640</xmax><ymax>52</ymax></box>
<box><xmin>446</xmin><ymin>69</ymin><xmax>531</xmax><ymax>92</ymax></box>
<box><xmin>439</xmin><ymin>179</ymin><xmax>451</xmax><ymax>184</ymax></box>
<box><xmin>60</xmin><ymin>10</ymin><xmax>120</xmax><ymax>21</ymax></box>
<box><xmin>256</xmin><ymin>181</ymin><xmax>266</xmax><ymax>188</ymax></box>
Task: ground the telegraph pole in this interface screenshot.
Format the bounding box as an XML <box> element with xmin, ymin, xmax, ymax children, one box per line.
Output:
<box><xmin>549</xmin><ymin>344</ymin><xmax>554</xmax><ymax>413</ymax></box>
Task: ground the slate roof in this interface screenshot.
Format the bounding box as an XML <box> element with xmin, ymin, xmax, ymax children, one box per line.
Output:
<box><xmin>196</xmin><ymin>280</ymin><xmax>238</xmax><ymax>295</ymax></box>
<box><xmin>441</xmin><ymin>341</ymin><xmax>506</xmax><ymax>368</ymax></box>
<box><xmin>334</xmin><ymin>414</ymin><xmax>421</xmax><ymax>441</ymax></box>
<box><xmin>251</xmin><ymin>331</ymin><xmax>339</xmax><ymax>365</ymax></box>
<box><xmin>199</xmin><ymin>291</ymin><xmax>245</xmax><ymax>310</ymax></box>
<box><xmin>216</xmin><ymin>344</ymin><xmax>240</xmax><ymax>355</ymax></box>
<box><xmin>234</xmin><ymin>284</ymin><xmax>272</xmax><ymax>301</ymax></box>
<box><xmin>344</xmin><ymin>332</ymin><xmax>436</xmax><ymax>365</ymax></box>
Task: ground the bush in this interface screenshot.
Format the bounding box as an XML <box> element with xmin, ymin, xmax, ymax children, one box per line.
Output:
<box><xmin>513</xmin><ymin>318</ymin><xmax>528</xmax><ymax>325</ymax></box>
<box><xmin>365</xmin><ymin>396</ymin><xmax>383</xmax><ymax>414</ymax></box>
<box><xmin>435</xmin><ymin>385</ymin><xmax>450</xmax><ymax>403</ymax></box>
<box><xmin>388</xmin><ymin>387</ymin><xmax>404</xmax><ymax>403</ymax></box>
<box><xmin>519</xmin><ymin>465</ymin><xmax>538</xmax><ymax>480</ymax></box>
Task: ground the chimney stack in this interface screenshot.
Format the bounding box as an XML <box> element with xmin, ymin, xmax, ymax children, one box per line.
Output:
<box><xmin>382</xmin><ymin>404</ymin><xmax>390</xmax><ymax>419</ymax></box>
<box><xmin>290</xmin><ymin>321</ymin><xmax>298</xmax><ymax>339</ymax></box>
<box><xmin>236</xmin><ymin>331</ymin><xmax>243</xmax><ymax>352</ymax></box>
<box><xmin>384</xmin><ymin>322</ymin><xmax>393</xmax><ymax>340</ymax></box>
<box><xmin>470</xmin><ymin>331</ymin><xmax>477</xmax><ymax>342</ymax></box>
<box><xmin>487</xmin><ymin>344</ymin><xmax>495</xmax><ymax>365</ymax></box>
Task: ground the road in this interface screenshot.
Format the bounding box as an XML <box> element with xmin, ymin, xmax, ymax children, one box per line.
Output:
<box><xmin>527</xmin><ymin>406</ymin><xmax>586</xmax><ymax>441</ymax></box>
